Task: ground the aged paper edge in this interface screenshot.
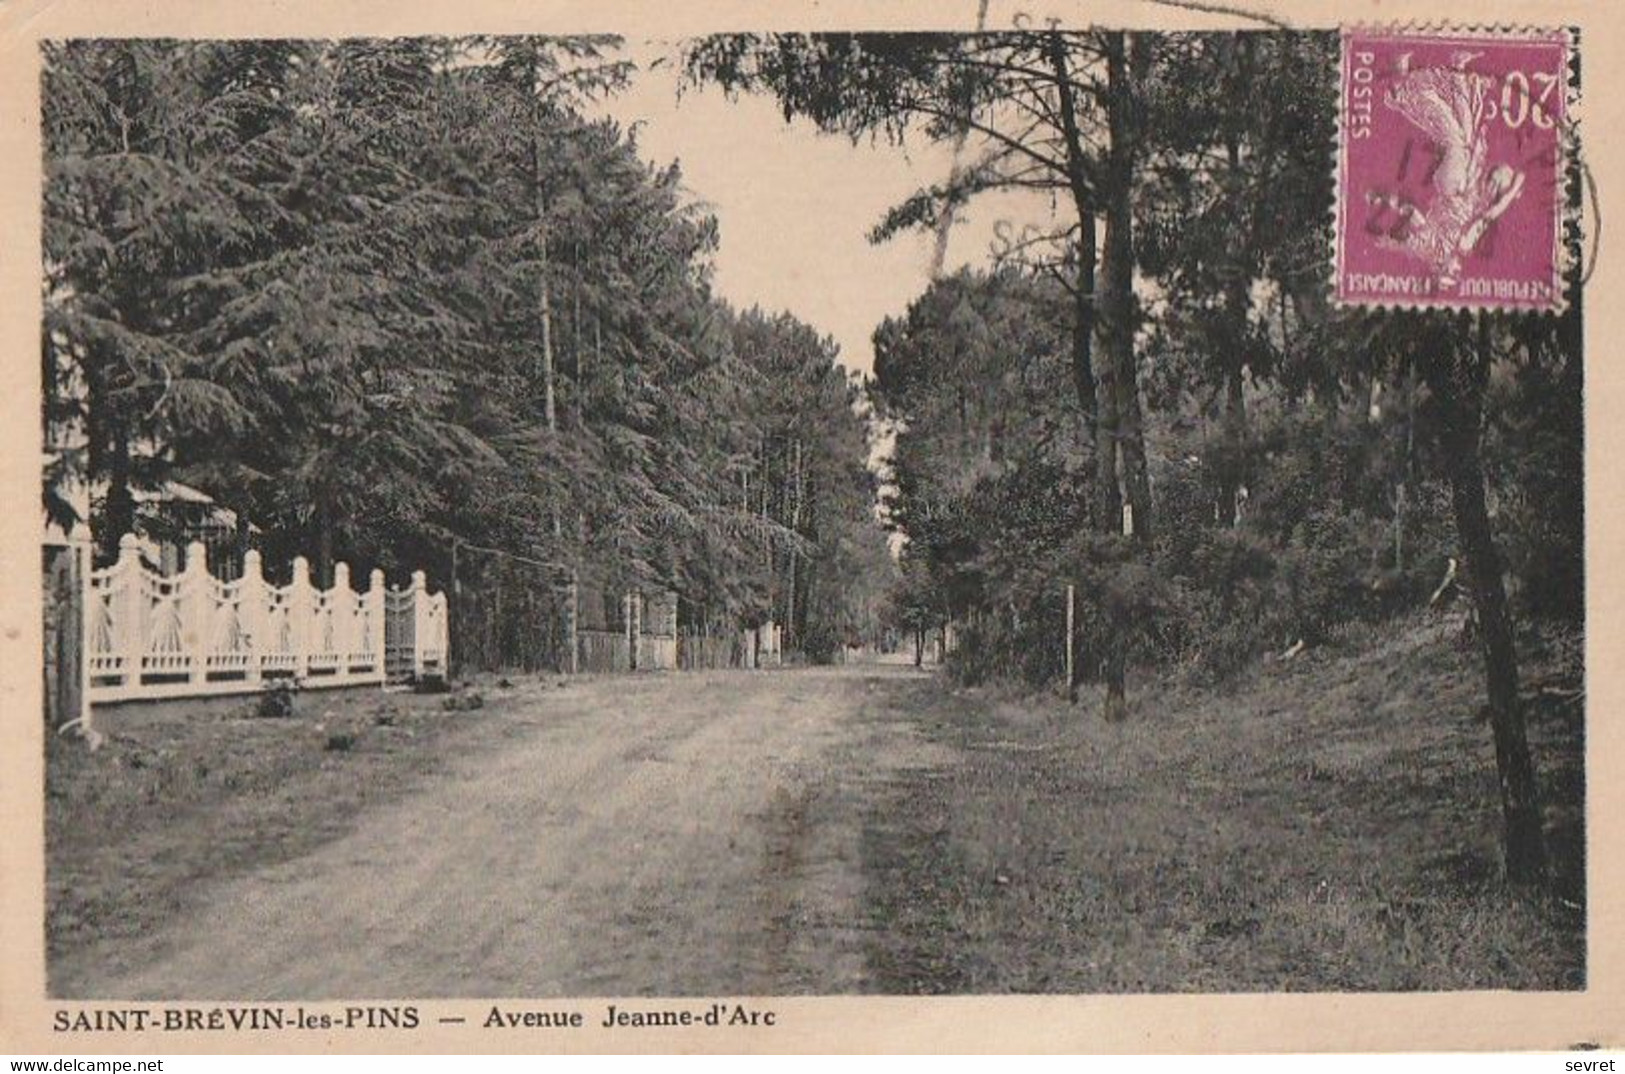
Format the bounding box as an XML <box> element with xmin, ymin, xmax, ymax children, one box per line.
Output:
<box><xmin>0</xmin><ymin>0</ymin><xmax>1620</xmax><ymax>1055</ymax></box>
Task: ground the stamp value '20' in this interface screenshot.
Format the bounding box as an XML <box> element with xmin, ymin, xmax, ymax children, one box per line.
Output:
<box><xmin>1336</xmin><ymin>26</ymin><xmax>1572</xmax><ymax>312</ymax></box>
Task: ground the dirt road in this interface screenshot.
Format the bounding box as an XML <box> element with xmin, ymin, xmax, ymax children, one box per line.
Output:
<box><xmin>56</xmin><ymin>666</ymin><xmax>945</xmax><ymax>1000</ymax></box>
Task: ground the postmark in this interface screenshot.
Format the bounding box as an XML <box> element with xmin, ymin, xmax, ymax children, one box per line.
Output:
<box><xmin>1335</xmin><ymin>26</ymin><xmax>1573</xmax><ymax>312</ymax></box>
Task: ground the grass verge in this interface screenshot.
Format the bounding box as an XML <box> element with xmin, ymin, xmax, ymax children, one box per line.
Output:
<box><xmin>861</xmin><ymin>613</ymin><xmax>1585</xmax><ymax>992</ymax></box>
<box><xmin>45</xmin><ymin>674</ymin><xmax>552</xmax><ymax>993</ymax></box>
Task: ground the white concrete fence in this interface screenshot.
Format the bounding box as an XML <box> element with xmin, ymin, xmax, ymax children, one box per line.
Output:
<box><xmin>87</xmin><ymin>534</ymin><xmax>447</xmax><ymax>704</ymax></box>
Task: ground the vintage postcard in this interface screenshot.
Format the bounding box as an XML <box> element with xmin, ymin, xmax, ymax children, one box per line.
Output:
<box><xmin>1</xmin><ymin>0</ymin><xmax>1621</xmax><ymax>1055</ymax></box>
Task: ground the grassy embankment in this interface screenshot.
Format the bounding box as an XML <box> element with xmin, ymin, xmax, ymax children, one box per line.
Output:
<box><xmin>861</xmin><ymin>612</ymin><xmax>1585</xmax><ymax>992</ymax></box>
<box><xmin>44</xmin><ymin>676</ymin><xmax>534</xmax><ymax>989</ymax></box>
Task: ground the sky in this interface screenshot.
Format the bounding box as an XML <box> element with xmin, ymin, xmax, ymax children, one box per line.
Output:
<box><xmin>597</xmin><ymin>39</ymin><xmax>1055</xmax><ymax>376</ymax></box>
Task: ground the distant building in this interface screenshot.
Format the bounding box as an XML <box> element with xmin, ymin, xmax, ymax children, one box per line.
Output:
<box><xmin>124</xmin><ymin>479</ymin><xmax>254</xmax><ymax>579</ymax></box>
<box><xmin>41</xmin><ymin>452</ymin><xmax>254</xmax><ymax>579</ymax></box>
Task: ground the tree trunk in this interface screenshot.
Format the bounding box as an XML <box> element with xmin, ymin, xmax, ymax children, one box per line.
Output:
<box><xmin>448</xmin><ymin>537</ymin><xmax>461</xmax><ymax>679</ymax></box>
<box><xmin>99</xmin><ymin>426</ymin><xmax>136</xmax><ymax>565</ymax></box>
<box><xmin>1221</xmin><ymin>351</ymin><xmax>1248</xmax><ymax>527</ymax></box>
<box><xmin>316</xmin><ymin>494</ymin><xmax>335</xmax><ymax>590</ymax></box>
<box><xmin>1097</xmin><ymin>357</ymin><xmax>1127</xmax><ymax>720</ymax></box>
<box><xmin>529</xmin><ymin>59</ymin><xmax>563</xmax><ymax>551</ymax></box>
<box><xmin>1396</xmin><ymin>358</ymin><xmax>1418</xmax><ymax>569</ymax></box>
<box><xmin>1094</xmin><ymin>31</ymin><xmax>1150</xmax><ymax>721</ymax></box>
<box><xmin>1217</xmin><ymin>42</ymin><xmax>1257</xmax><ymax>531</ymax></box>
<box><xmin>786</xmin><ymin>438</ymin><xmax>803</xmax><ymax>649</ymax></box>
<box><xmin>585</xmin><ymin>316</ymin><xmax>600</xmax><ymax>427</ymax></box>
<box><xmin>1429</xmin><ymin>325</ymin><xmax>1547</xmax><ymax>885</ymax></box>
<box><xmin>1107</xmin><ymin>32</ymin><xmax>1153</xmax><ymax>546</ymax></box>
<box><xmin>761</xmin><ymin>441</ymin><xmax>773</xmax><ymax>611</ymax></box>
<box><xmin>1116</xmin><ymin>347</ymin><xmax>1153</xmax><ymax>542</ymax></box>
<box><xmin>572</xmin><ymin>243</ymin><xmax>582</xmax><ymax>428</ymax></box>
<box><xmin>1220</xmin><ymin>128</ymin><xmax>1251</xmax><ymax>530</ymax></box>
<box><xmin>1048</xmin><ymin>30</ymin><xmax>1133</xmax><ymax>718</ymax></box>
<box><xmin>530</xmin><ymin>54</ymin><xmax>557</xmax><ymax>435</ymax></box>
<box><xmin>538</xmin><ymin>197</ymin><xmax>556</xmax><ymax>433</ymax></box>
<box><xmin>1046</xmin><ymin>32</ymin><xmax>1101</xmax><ymax>442</ymax></box>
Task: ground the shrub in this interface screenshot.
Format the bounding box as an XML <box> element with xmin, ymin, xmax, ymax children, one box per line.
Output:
<box><xmin>800</xmin><ymin>623</ymin><xmax>842</xmax><ymax>665</ymax></box>
<box><xmin>254</xmin><ymin>679</ymin><xmax>299</xmax><ymax>719</ymax></box>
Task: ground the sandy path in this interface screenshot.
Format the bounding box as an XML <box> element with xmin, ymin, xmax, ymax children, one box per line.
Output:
<box><xmin>60</xmin><ymin>666</ymin><xmax>937</xmax><ymax>1000</ymax></box>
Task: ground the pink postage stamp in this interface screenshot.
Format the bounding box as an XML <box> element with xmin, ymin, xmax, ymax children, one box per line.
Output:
<box><xmin>1335</xmin><ymin>27</ymin><xmax>1571</xmax><ymax>312</ymax></box>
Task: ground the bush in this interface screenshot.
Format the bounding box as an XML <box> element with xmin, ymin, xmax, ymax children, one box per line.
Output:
<box><xmin>254</xmin><ymin>679</ymin><xmax>299</xmax><ymax>719</ymax></box>
<box><xmin>441</xmin><ymin>691</ymin><xmax>485</xmax><ymax>712</ymax></box>
<box><xmin>800</xmin><ymin>623</ymin><xmax>842</xmax><ymax>665</ymax></box>
<box><xmin>920</xmin><ymin>385</ymin><xmax>1581</xmax><ymax>692</ymax></box>
<box><xmin>945</xmin><ymin>604</ymin><xmax>1069</xmax><ymax>690</ymax></box>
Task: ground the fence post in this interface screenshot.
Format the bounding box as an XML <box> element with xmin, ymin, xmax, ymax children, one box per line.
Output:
<box><xmin>410</xmin><ymin>569</ymin><xmax>428</xmax><ymax>680</ymax></box>
<box><xmin>181</xmin><ymin>541</ymin><xmax>209</xmax><ymax>686</ymax></box>
<box><xmin>369</xmin><ymin>568</ymin><xmax>386</xmax><ymax>685</ymax></box>
<box><xmin>625</xmin><ymin>590</ymin><xmax>637</xmax><ymax>671</ymax></box>
<box><xmin>634</xmin><ymin>590</ymin><xmax>644</xmax><ymax>670</ymax></box>
<box><xmin>241</xmin><ymin>549</ymin><xmax>265</xmax><ymax>687</ymax></box>
<box><xmin>565</xmin><ymin>573</ymin><xmax>579</xmax><ymax>675</ymax></box>
<box><xmin>385</xmin><ymin>583</ymin><xmax>403</xmax><ymax>681</ymax></box>
<box><xmin>661</xmin><ymin>590</ymin><xmax>677</xmax><ymax>671</ymax></box>
<box><xmin>115</xmin><ymin>534</ymin><xmax>144</xmax><ymax>689</ymax></box>
<box><xmin>435</xmin><ymin>592</ymin><xmax>450</xmax><ymax>673</ymax></box>
<box><xmin>290</xmin><ymin>555</ymin><xmax>312</xmax><ymax>681</ymax></box>
<box><xmin>333</xmin><ymin>562</ymin><xmax>353</xmax><ymax>682</ymax></box>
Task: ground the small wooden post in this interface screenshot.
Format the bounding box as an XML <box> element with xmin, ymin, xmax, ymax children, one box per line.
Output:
<box><xmin>1065</xmin><ymin>583</ymin><xmax>1077</xmax><ymax>704</ymax></box>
